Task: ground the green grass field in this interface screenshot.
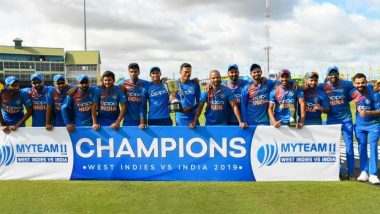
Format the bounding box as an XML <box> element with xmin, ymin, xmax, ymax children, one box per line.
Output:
<box><xmin>13</xmin><ymin>101</ymin><xmax>378</xmax><ymax>214</ymax></box>
<box><xmin>0</xmin><ymin>181</ymin><xmax>379</xmax><ymax>213</ymax></box>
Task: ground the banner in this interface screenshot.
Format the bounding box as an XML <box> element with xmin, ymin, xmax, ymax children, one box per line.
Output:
<box><xmin>0</xmin><ymin>125</ymin><xmax>341</xmax><ymax>181</ymax></box>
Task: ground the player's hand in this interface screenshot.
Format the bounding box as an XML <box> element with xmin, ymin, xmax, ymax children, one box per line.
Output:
<box><xmin>110</xmin><ymin>122</ymin><xmax>120</xmax><ymax>130</ymax></box>
<box><xmin>358</xmin><ymin>107</ymin><xmax>367</xmax><ymax>117</ymax></box>
<box><xmin>45</xmin><ymin>124</ymin><xmax>54</xmax><ymax>131</ymax></box>
<box><xmin>188</xmin><ymin>122</ymin><xmax>196</xmax><ymax>129</ymax></box>
<box><xmin>9</xmin><ymin>125</ymin><xmax>18</xmax><ymax>131</ymax></box>
<box><xmin>2</xmin><ymin>126</ymin><xmax>10</xmax><ymax>134</ymax></box>
<box><xmin>66</xmin><ymin>124</ymin><xmax>75</xmax><ymax>132</ymax></box>
<box><xmin>169</xmin><ymin>93</ymin><xmax>176</xmax><ymax>102</ymax></box>
<box><xmin>182</xmin><ymin>107</ymin><xmax>192</xmax><ymax>114</ymax></box>
<box><xmin>239</xmin><ymin>122</ymin><xmax>248</xmax><ymax>129</ymax></box>
<box><xmin>92</xmin><ymin>123</ymin><xmax>100</xmax><ymax>131</ymax></box>
<box><xmin>139</xmin><ymin>123</ymin><xmax>147</xmax><ymax>129</ymax></box>
<box><xmin>204</xmin><ymin>84</ymin><xmax>212</xmax><ymax>93</ymax></box>
<box><xmin>260</xmin><ymin>76</ymin><xmax>267</xmax><ymax>83</ymax></box>
<box><xmin>314</xmin><ymin>103</ymin><xmax>322</xmax><ymax>111</ymax></box>
<box><xmin>191</xmin><ymin>78</ymin><xmax>200</xmax><ymax>83</ymax></box>
<box><xmin>296</xmin><ymin>122</ymin><xmax>304</xmax><ymax>129</ymax></box>
<box><xmin>273</xmin><ymin>120</ymin><xmax>281</xmax><ymax>128</ymax></box>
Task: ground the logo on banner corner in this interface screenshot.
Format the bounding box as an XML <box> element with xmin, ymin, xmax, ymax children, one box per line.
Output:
<box><xmin>257</xmin><ymin>139</ymin><xmax>279</xmax><ymax>167</ymax></box>
<box><xmin>0</xmin><ymin>139</ymin><xmax>16</xmax><ymax>167</ymax></box>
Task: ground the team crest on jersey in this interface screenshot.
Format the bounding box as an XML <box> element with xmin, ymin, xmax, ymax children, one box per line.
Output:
<box><xmin>15</xmin><ymin>100</ymin><xmax>21</xmax><ymax>105</ymax></box>
<box><xmin>262</xmin><ymin>85</ymin><xmax>267</xmax><ymax>90</ymax></box>
<box><xmin>112</xmin><ymin>95</ymin><xmax>117</xmax><ymax>99</ymax></box>
<box><xmin>288</xmin><ymin>91</ymin><xmax>294</xmax><ymax>96</ymax></box>
<box><xmin>365</xmin><ymin>98</ymin><xmax>370</xmax><ymax>105</ymax></box>
<box><xmin>220</xmin><ymin>93</ymin><xmax>225</xmax><ymax>98</ymax></box>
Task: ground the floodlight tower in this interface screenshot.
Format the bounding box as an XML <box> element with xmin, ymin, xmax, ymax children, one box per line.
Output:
<box><xmin>264</xmin><ymin>0</ymin><xmax>271</xmax><ymax>75</ymax></box>
<box><xmin>84</xmin><ymin>0</ymin><xmax>87</xmax><ymax>51</ymax></box>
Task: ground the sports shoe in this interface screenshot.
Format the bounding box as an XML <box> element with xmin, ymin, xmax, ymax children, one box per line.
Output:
<box><xmin>357</xmin><ymin>171</ymin><xmax>369</xmax><ymax>182</ymax></box>
<box><xmin>369</xmin><ymin>175</ymin><xmax>380</xmax><ymax>185</ymax></box>
<box><xmin>347</xmin><ymin>174</ymin><xmax>356</xmax><ymax>181</ymax></box>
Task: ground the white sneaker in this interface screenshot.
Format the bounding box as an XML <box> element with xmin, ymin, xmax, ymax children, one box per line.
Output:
<box><xmin>357</xmin><ymin>171</ymin><xmax>369</xmax><ymax>182</ymax></box>
<box><xmin>369</xmin><ymin>175</ymin><xmax>380</xmax><ymax>185</ymax></box>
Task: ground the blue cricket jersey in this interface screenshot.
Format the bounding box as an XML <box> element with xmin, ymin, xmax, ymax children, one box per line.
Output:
<box><xmin>93</xmin><ymin>86</ymin><xmax>126</xmax><ymax>126</ymax></box>
<box><xmin>269</xmin><ymin>85</ymin><xmax>304</xmax><ymax>124</ymax></box>
<box><xmin>61</xmin><ymin>87</ymin><xmax>95</xmax><ymax>126</ymax></box>
<box><xmin>118</xmin><ymin>79</ymin><xmax>150</xmax><ymax>125</ymax></box>
<box><xmin>350</xmin><ymin>87</ymin><xmax>380</xmax><ymax>126</ymax></box>
<box><xmin>241</xmin><ymin>79</ymin><xmax>275</xmax><ymax>125</ymax></box>
<box><xmin>302</xmin><ymin>87</ymin><xmax>329</xmax><ymax>125</ymax></box>
<box><xmin>47</xmin><ymin>85</ymin><xmax>71</xmax><ymax>127</ymax></box>
<box><xmin>0</xmin><ymin>89</ymin><xmax>32</xmax><ymax>126</ymax></box>
<box><xmin>318</xmin><ymin>80</ymin><xmax>353</xmax><ymax>123</ymax></box>
<box><xmin>174</xmin><ymin>80</ymin><xmax>201</xmax><ymax>123</ymax></box>
<box><xmin>141</xmin><ymin>82</ymin><xmax>170</xmax><ymax>120</ymax></box>
<box><xmin>223</xmin><ymin>79</ymin><xmax>249</xmax><ymax>124</ymax></box>
<box><xmin>200</xmin><ymin>85</ymin><xmax>235</xmax><ymax>125</ymax></box>
<box><xmin>23</xmin><ymin>86</ymin><xmax>54</xmax><ymax>127</ymax></box>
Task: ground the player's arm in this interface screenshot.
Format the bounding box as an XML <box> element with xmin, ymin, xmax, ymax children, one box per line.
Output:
<box><xmin>189</xmin><ymin>101</ymin><xmax>205</xmax><ymax>129</ymax></box>
<box><xmin>11</xmin><ymin>106</ymin><xmax>32</xmax><ymax>131</ymax></box>
<box><xmin>45</xmin><ymin>90</ymin><xmax>54</xmax><ymax>131</ymax></box>
<box><xmin>297</xmin><ymin>97</ymin><xmax>306</xmax><ymax>129</ymax></box>
<box><xmin>268</xmin><ymin>102</ymin><xmax>281</xmax><ymax>128</ymax></box>
<box><xmin>0</xmin><ymin>102</ymin><xmax>10</xmax><ymax>134</ymax></box>
<box><xmin>229</xmin><ymin>100</ymin><xmax>247</xmax><ymax>128</ymax></box>
<box><xmin>61</xmin><ymin>95</ymin><xmax>75</xmax><ymax>132</ymax></box>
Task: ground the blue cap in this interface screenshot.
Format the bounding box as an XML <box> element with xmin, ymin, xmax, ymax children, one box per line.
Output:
<box><xmin>227</xmin><ymin>64</ymin><xmax>239</xmax><ymax>71</ymax></box>
<box><xmin>76</xmin><ymin>74</ymin><xmax>89</xmax><ymax>83</ymax></box>
<box><xmin>53</xmin><ymin>74</ymin><xmax>65</xmax><ymax>82</ymax></box>
<box><xmin>150</xmin><ymin>66</ymin><xmax>161</xmax><ymax>73</ymax></box>
<box><xmin>327</xmin><ymin>66</ymin><xmax>339</xmax><ymax>75</ymax></box>
<box><xmin>30</xmin><ymin>73</ymin><xmax>43</xmax><ymax>81</ymax></box>
<box><xmin>305</xmin><ymin>71</ymin><xmax>319</xmax><ymax>78</ymax></box>
<box><xmin>5</xmin><ymin>76</ymin><xmax>18</xmax><ymax>85</ymax></box>
<box><xmin>279</xmin><ymin>69</ymin><xmax>291</xmax><ymax>76</ymax></box>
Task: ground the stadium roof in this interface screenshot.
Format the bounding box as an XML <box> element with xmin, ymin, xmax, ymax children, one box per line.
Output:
<box><xmin>65</xmin><ymin>51</ymin><xmax>101</xmax><ymax>65</ymax></box>
<box><xmin>0</xmin><ymin>45</ymin><xmax>64</xmax><ymax>56</ymax></box>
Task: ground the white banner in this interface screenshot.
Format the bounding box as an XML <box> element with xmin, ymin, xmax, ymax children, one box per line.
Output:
<box><xmin>0</xmin><ymin>128</ymin><xmax>73</xmax><ymax>180</ymax></box>
<box><xmin>250</xmin><ymin>125</ymin><xmax>341</xmax><ymax>181</ymax></box>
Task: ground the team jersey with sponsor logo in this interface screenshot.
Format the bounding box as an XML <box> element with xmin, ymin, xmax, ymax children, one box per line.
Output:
<box><xmin>0</xmin><ymin>88</ymin><xmax>32</xmax><ymax>126</ymax></box>
<box><xmin>200</xmin><ymin>85</ymin><xmax>235</xmax><ymax>125</ymax></box>
<box><xmin>241</xmin><ymin>79</ymin><xmax>275</xmax><ymax>125</ymax></box>
<box><xmin>93</xmin><ymin>86</ymin><xmax>127</xmax><ymax>126</ymax></box>
<box><xmin>301</xmin><ymin>88</ymin><xmax>329</xmax><ymax>125</ymax></box>
<box><xmin>23</xmin><ymin>86</ymin><xmax>54</xmax><ymax>127</ymax></box>
<box><xmin>269</xmin><ymin>85</ymin><xmax>304</xmax><ymax>124</ymax></box>
<box><xmin>61</xmin><ymin>87</ymin><xmax>96</xmax><ymax>126</ymax></box>
<box><xmin>318</xmin><ymin>80</ymin><xmax>353</xmax><ymax>122</ymax></box>
<box><xmin>349</xmin><ymin>87</ymin><xmax>380</xmax><ymax>126</ymax></box>
<box><xmin>47</xmin><ymin>85</ymin><xmax>71</xmax><ymax>127</ymax></box>
<box><xmin>118</xmin><ymin>79</ymin><xmax>150</xmax><ymax>125</ymax></box>
<box><xmin>141</xmin><ymin>82</ymin><xmax>170</xmax><ymax>120</ymax></box>
<box><xmin>223</xmin><ymin>79</ymin><xmax>249</xmax><ymax>124</ymax></box>
<box><xmin>174</xmin><ymin>80</ymin><xmax>201</xmax><ymax>121</ymax></box>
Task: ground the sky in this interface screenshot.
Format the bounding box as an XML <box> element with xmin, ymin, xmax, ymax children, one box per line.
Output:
<box><xmin>1</xmin><ymin>0</ymin><xmax>380</xmax><ymax>80</ymax></box>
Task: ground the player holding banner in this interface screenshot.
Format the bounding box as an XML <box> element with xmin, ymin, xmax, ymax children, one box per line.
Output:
<box><xmin>222</xmin><ymin>64</ymin><xmax>249</xmax><ymax>125</ymax></box>
<box><xmin>92</xmin><ymin>71</ymin><xmax>127</xmax><ymax>131</ymax></box>
<box><xmin>301</xmin><ymin>72</ymin><xmax>330</xmax><ymax>125</ymax></box>
<box><xmin>0</xmin><ymin>76</ymin><xmax>32</xmax><ymax>134</ymax></box>
<box><xmin>46</xmin><ymin>74</ymin><xmax>72</xmax><ymax>130</ymax></box>
<box><xmin>349</xmin><ymin>73</ymin><xmax>380</xmax><ymax>184</ymax></box>
<box><xmin>189</xmin><ymin>70</ymin><xmax>247</xmax><ymax>128</ymax></box>
<box><xmin>241</xmin><ymin>64</ymin><xmax>276</xmax><ymax>125</ymax></box>
<box><xmin>268</xmin><ymin>69</ymin><xmax>306</xmax><ymax>128</ymax></box>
